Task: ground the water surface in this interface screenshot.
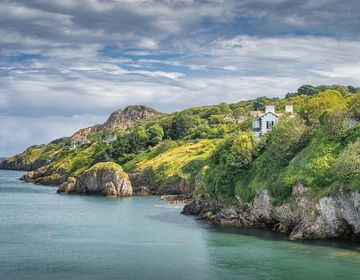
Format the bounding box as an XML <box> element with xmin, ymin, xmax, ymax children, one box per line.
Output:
<box><xmin>1</xmin><ymin>170</ymin><xmax>359</xmax><ymax>280</ymax></box>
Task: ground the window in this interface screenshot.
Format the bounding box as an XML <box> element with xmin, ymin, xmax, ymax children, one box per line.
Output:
<box><xmin>266</xmin><ymin>121</ymin><xmax>274</xmax><ymax>129</ymax></box>
<box><xmin>253</xmin><ymin>120</ymin><xmax>260</xmax><ymax>128</ymax></box>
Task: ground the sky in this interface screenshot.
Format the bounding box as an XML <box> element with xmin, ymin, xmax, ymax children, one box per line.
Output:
<box><xmin>1</xmin><ymin>0</ymin><xmax>360</xmax><ymax>156</ymax></box>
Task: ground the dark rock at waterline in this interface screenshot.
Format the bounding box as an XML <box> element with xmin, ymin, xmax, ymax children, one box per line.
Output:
<box><xmin>182</xmin><ymin>199</ymin><xmax>206</xmax><ymax>216</ymax></box>
<box><xmin>182</xmin><ymin>184</ymin><xmax>360</xmax><ymax>241</ymax></box>
<box><xmin>20</xmin><ymin>169</ymin><xmax>65</xmax><ymax>186</ymax></box>
<box><xmin>156</xmin><ymin>179</ymin><xmax>193</xmax><ymax>196</ymax></box>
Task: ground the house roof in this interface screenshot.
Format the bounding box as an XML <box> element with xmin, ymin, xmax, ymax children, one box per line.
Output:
<box><xmin>255</xmin><ymin>111</ymin><xmax>278</xmax><ymax>120</ymax></box>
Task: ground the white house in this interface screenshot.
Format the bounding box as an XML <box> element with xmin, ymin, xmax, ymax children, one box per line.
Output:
<box><xmin>252</xmin><ymin>105</ymin><xmax>279</xmax><ymax>138</ymax></box>
<box><xmin>252</xmin><ymin>105</ymin><xmax>295</xmax><ymax>138</ymax></box>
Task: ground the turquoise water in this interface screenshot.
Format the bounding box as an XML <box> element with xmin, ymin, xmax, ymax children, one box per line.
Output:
<box><xmin>1</xmin><ymin>170</ymin><xmax>360</xmax><ymax>280</ymax></box>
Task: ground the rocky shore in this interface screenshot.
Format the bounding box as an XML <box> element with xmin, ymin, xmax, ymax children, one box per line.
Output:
<box><xmin>2</xmin><ymin>157</ymin><xmax>360</xmax><ymax>241</ymax></box>
<box><xmin>182</xmin><ymin>183</ymin><xmax>360</xmax><ymax>241</ymax></box>
<box><xmin>57</xmin><ymin>162</ymin><xmax>132</xmax><ymax>197</ymax></box>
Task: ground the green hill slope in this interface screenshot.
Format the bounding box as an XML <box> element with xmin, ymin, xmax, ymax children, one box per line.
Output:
<box><xmin>1</xmin><ymin>86</ymin><xmax>359</xmax><ymax>201</ymax></box>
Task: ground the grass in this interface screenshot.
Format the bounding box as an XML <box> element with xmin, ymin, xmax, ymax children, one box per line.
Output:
<box><xmin>129</xmin><ymin>139</ymin><xmax>221</xmax><ymax>189</ymax></box>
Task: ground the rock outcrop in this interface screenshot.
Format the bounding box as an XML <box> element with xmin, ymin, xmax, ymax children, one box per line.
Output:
<box><xmin>182</xmin><ymin>184</ymin><xmax>360</xmax><ymax>241</ymax></box>
<box><xmin>70</xmin><ymin>105</ymin><xmax>161</xmax><ymax>141</ymax></box>
<box><xmin>102</xmin><ymin>105</ymin><xmax>161</xmax><ymax>130</ymax></box>
<box><xmin>129</xmin><ymin>173</ymin><xmax>193</xmax><ymax>198</ymax></box>
<box><xmin>57</xmin><ymin>162</ymin><xmax>132</xmax><ymax>197</ymax></box>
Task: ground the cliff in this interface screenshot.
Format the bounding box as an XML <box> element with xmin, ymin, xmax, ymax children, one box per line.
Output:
<box><xmin>182</xmin><ymin>184</ymin><xmax>360</xmax><ymax>240</ymax></box>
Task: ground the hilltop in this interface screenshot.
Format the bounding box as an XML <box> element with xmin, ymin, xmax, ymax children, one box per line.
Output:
<box><xmin>1</xmin><ymin>84</ymin><xmax>360</xmax><ymax>240</ymax></box>
<box><xmin>70</xmin><ymin>105</ymin><xmax>161</xmax><ymax>142</ymax></box>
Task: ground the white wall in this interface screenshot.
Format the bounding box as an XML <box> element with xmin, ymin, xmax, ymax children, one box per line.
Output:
<box><xmin>261</xmin><ymin>113</ymin><xmax>278</xmax><ymax>135</ymax></box>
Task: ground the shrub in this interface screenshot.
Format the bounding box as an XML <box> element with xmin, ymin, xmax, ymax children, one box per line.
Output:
<box><xmin>332</xmin><ymin>139</ymin><xmax>360</xmax><ymax>182</ymax></box>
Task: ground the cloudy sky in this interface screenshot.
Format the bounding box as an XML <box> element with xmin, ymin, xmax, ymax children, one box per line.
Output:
<box><xmin>1</xmin><ymin>0</ymin><xmax>360</xmax><ymax>156</ymax></box>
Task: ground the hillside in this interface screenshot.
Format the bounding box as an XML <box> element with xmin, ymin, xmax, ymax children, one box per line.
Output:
<box><xmin>1</xmin><ymin>85</ymin><xmax>360</xmax><ymax>240</ymax></box>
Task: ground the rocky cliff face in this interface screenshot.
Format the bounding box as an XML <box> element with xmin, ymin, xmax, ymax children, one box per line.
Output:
<box><xmin>102</xmin><ymin>105</ymin><xmax>160</xmax><ymax>130</ymax></box>
<box><xmin>182</xmin><ymin>184</ymin><xmax>360</xmax><ymax>241</ymax></box>
<box><xmin>58</xmin><ymin>162</ymin><xmax>132</xmax><ymax>197</ymax></box>
<box><xmin>70</xmin><ymin>105</ymin><xmax>161</xmax><ymax>141</ymax></box>
<box><xmin>70</xmin><ymin>125</ymin><xmax>101</xmax><ymax>142</ymax></box>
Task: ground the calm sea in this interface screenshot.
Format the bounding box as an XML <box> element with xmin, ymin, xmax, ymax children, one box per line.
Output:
<box><xmin>0</xmin><ymin>170</ymin><xmax>359</xmax><ymax>280</ymax></box>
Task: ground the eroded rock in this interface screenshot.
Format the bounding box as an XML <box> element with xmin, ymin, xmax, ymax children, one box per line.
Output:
<box><xmin>57</xmin><ymin>162</ymin><xmax>132</xmax><ymax>197</ymax></box>
<box><xmin>183</xmin><ymin>184</ymin><xmax>360</xmax><ymax>241</ymax></box>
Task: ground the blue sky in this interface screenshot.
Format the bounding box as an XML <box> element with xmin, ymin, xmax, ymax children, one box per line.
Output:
<box><xmin>1</xmin><ymin>0</ymin><xmax>360</xmax><ymax>156</ymax></box>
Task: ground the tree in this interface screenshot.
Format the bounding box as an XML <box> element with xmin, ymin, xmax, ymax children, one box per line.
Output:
<box><xmin>299</xmin><ymin>90</ymin><xmax>347</xmax><ymax>124</ymax></box>
<box><xmin>170</xmin><ymin>114</ymin><xmax>199</xmax><ymax>140</ymax></box>
<box><xmin>219</xmin><ymin>102</ymin><xmax>232</xmax><ymax>115</ymax></box>
<box><xmin>111</xmin><ymin>134</ymin><xmax>131</xmax><ymax>163</ymax></box>
<box><xmin>226</xmin><ymin>133</ymin><xmax>256</xmax><ymax>173</ymax></box>
<box><xmin>208</xmin><ymin>115</ymin><xmax>228</xmax><ymax>125</ymax></box>
<box><xmin>332</xmin><ymin>139</ymin><xmax>360</xmax><ymax>182</ymax></box>
<box><xmin>128</xmin><ymin>126</ymin><xmax>148</xmax><ymax>153</ymax></box>
<box><xmin>92</xmin><ymin>142</ymin><xmax>113</xmax><ymax>163</ymax></box>
<box><xmin>203</xmin><ymin>132</ymin><xmax>255</xmax><ymax>197</ymax></box>
<box><xmin>233</xmin><ymin>106</ymin><xmax>246</xmax><ymax>118</ymax></box>
<box><xmin>147</xmin><ymin>124</ymin><xmax>164</xmax><ymax>146</ymax></box>
<box><xmin>348</xmin><ymin>94</ymin><xmax>360</xmax><ymax>119</ymax></box>
<box><xmin>201</xmin><ymin>106</ymin><xmax>222</xmax><ymax>119</ymax></box>
<box><xmin>320</xmin><ymin>110</ymin><xmax>349</xmax><ymax>139</ymax></box>
<box><xmin>253</xmin><ymin>96</ymin><xmax>270</xmax><ymax>111</ymax></box>
<box><xmin>297</xmin><ymin>85</ymin><xmax>319</xmax><ymax>96</ymax></box>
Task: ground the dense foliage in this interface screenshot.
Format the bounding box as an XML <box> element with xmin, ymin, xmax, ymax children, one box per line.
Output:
<box><xmin>5</xmin><ymin>85</ymin><xmax>360</xmax><ymax>204</ymax></box>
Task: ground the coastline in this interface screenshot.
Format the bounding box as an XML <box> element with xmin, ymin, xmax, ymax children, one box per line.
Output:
<box><xmin>2</xmin><ymin>164</ymin><xmax>360</xmax><ymax>243</ymax></box>
<box><xmin>181</xmin><ymin>186</ymin><xmax>360</xmax><ymax>242</ymax></box>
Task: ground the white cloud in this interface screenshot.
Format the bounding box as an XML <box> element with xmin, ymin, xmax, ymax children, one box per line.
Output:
<box><xmin>1</xmin><ymin>0</ymin><xmax>360</xmax><ymax>155</ymax></box>
<box><xmin>311</xmin><ymin>64</ymin><xmax>360</xmax><ymax>79</ymax></box>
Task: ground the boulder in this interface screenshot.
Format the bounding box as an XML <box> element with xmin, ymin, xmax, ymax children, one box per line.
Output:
<box><xmin>57</xmin><ymin>177</ymin><xmax>77</xmax><ymax>194</ymax></box>
<box><xmin>249</xmin><ymin>189</ymin><xmax>273</xmax><ymax>226</ymax></box>
<box><xmin>181</xmin><ymin>199</ymin><xmax>205</xmax><ymax>215</ymax></box>
<box><xmin>57</xmin><ymin>162</ymin><xmax>132</xmax><ymax>197</ymax></box>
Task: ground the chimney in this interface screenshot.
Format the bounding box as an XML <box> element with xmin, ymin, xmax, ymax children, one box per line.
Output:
<box><xmin>285</xmin><ymin>105</ymin><xmax>293</xmax><ymax>113</ymax></box>
<box><xmin>265</xmin><ymin>105</ymin><xmax>275</xmax><ymax>114</ymax></box>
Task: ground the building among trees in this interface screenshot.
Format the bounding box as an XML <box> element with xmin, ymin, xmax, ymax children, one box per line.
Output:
<box><xmin>252</xmin><ymin>105</ymin><xmax>294</xmax><ymax>138</ymax></box>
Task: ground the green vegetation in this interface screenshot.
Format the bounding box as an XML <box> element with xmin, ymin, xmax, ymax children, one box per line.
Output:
<box><xmin>86</xmin><ymin>162</ymin><xmax>128</xmax><ymax>180</ymax></box>
<box><xmin>127</xmin><ymin>140</ymin><xmax>220</xmax><ymax>190</ymax></box>
<box><xmin>4</xmin><ymin>85</ymin><xmax>360</xmax><ymax>204</ymax></box>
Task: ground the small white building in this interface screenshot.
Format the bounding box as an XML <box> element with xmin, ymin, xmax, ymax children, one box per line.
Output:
<box><xmin>70</xmin><ymin>138</ymin><xmax>89</xmax><ymax>150</ymax></box>
<box><xmin>252</xmin><ymin>106</ymin><xmax>278</xmax><ymax>138</ymax></box>
<box><xmin>105</xmin><ymin>136</ymin><xmax>117</xmax><ymax>144</ymax></box>
<box><xmin>224</xmin><ymin>116</ymin><xmax>246</xmax><ymax>124</ymax></box>
<box><xmin>70</xmin><ymin>141</ymin><xmax>77</xmax><ymax>150</ymax></box>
